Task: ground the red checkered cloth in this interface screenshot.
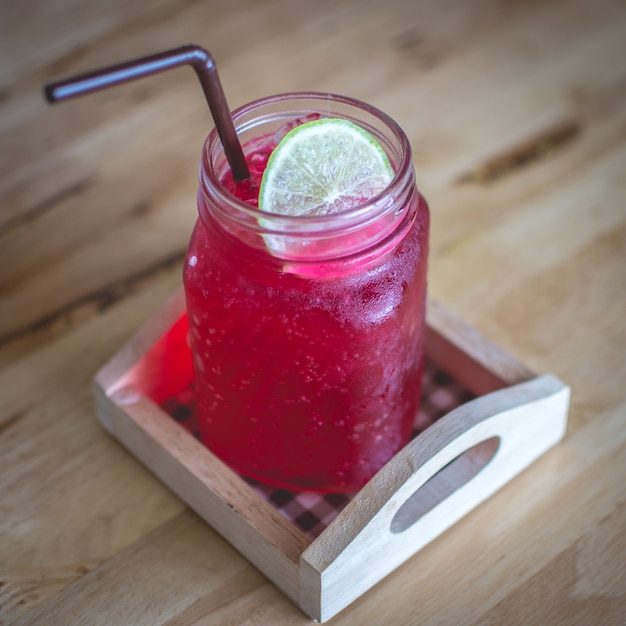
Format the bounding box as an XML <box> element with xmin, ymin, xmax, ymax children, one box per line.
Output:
<box><xmin>161</xmin><ymin>360</ymin><xmax>474</xmax><ymax>539</ymax></box>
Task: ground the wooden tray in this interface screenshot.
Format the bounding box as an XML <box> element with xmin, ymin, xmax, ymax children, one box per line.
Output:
<box><xmin>93</xmin><ymin>289</ymin><xmax>570</xmax><ymax>622</ymax></box>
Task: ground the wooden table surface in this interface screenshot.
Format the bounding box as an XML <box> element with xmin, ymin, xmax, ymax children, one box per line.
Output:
<box><xmin>1</xmin><ymin>0</ymin><xmax>625</xmax><ymax>624</ymax></box>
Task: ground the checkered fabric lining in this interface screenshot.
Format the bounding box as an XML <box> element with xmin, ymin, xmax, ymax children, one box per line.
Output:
<box><xmin>160</xmin><ymin>360</ymin><xmax>475</xmax><ymax>539</ymax></box>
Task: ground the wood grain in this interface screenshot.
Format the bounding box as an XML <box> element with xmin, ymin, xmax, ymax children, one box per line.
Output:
<box><xmin>1</xmin><ymin>0</ymin><xmax>625</xmax><ymax>623</ymax></box>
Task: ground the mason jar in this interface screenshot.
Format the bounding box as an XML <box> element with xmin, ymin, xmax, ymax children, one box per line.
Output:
<box><xmin>183</xmin><ymin>93</ymin><xmax>429</xmax><ymax>492</ymax></box>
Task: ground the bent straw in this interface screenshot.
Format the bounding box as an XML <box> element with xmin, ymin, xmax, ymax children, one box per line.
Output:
<box><xmin>44</xmin><ymin>45</ymin><xmax>250</xmax><ymax>181</ymax></box>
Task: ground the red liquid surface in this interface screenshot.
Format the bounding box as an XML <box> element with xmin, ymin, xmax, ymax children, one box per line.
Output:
<box><xmin>184</xmin><ymin>133</ymin><xmax>429</xmax><ymax>492</ymax></box>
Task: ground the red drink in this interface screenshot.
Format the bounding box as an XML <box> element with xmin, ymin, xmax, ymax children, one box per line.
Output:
<box><xmin>184</xmin><ymin>94</ymin><xmax>429</xmax><ymax>492</ymax></box>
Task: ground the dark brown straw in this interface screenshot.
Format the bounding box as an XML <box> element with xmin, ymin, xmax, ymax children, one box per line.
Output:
<box><xmin>44</xmin><ymin>45</ymin><xmax>250</xmax><ymax>180</ymax></box>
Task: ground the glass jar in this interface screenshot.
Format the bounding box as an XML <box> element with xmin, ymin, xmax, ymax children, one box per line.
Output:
<box><xmin>183</xmin><ymin>93</ymin><xmax>429</xmax><ymax>492</ymax></box>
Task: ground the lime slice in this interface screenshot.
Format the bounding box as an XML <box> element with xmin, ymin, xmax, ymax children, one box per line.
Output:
<box><xmin>259</xmin><ymin>118</ymin><xmax>394</xmax><ymax>217</ymax></box>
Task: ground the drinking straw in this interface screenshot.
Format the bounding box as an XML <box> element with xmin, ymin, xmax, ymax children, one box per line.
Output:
<box><xmin>44</xmin><ymin>45</ymin><xmax>250</xmax><ymax>181</ymax></box>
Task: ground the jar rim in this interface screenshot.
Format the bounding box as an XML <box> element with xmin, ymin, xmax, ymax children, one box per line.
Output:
<box><xmin>200</xmin><ymin>91</ymin><xmax>414</xmax><ymax>226</ymax></box>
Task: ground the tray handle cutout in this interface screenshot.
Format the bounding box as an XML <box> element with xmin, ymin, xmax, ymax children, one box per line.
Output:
<box><xmin>389</xmin><ymin>436</ymin><xmax>500</xmax><ymax>534</ymax></box>
<box><xmin>299</xmin><ymin>374</ymin><xmax>570</xmax><ymax>622</ymax></box>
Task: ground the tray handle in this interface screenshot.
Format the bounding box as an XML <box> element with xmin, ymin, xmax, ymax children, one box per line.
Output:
<box><xmin>299</xmin><ymin>374</ymin><xmax>570</xmax><ymax>622</ymax></box>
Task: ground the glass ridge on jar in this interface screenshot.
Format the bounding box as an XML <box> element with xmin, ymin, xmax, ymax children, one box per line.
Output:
<box><xmin>183</xmin><ymin>93</ymin><xmax>429</xmax><ymax>492</ymax></box>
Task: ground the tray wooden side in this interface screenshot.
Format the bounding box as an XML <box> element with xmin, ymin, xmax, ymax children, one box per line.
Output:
<box><xmin>93</xmin><ymin>289</ymin><xmax>570</xmax><ymax>622</ymax></box>
<box><xmin>93</xmin><ymin>386</ymin><xmax>310</xmax><ymax>604</ymax></box>
<box><xmin>299</xmin><ymin>374</ymin><xmax>569</xmax><ymax>621</ymax></box>
<box><xmin>424</xmin><ymin>299</ymin><xmax>536</xmax><ymax>393</ymax></box>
